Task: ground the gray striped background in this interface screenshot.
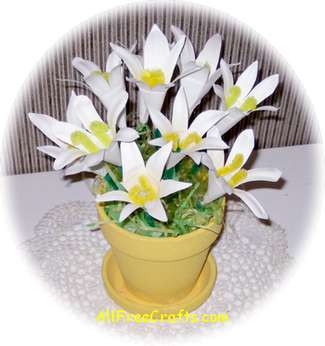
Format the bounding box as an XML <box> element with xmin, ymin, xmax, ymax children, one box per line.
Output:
<box><xmin>1</xmin><ymin>1</ymin><xmax>321</xmax><ymax>175</ymax></box>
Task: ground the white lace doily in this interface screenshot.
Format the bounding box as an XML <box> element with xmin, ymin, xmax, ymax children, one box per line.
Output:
<box><xmin>23</xmin><ymin>200</ymin><xmax>292</xmax><ymax>336</ymax></box>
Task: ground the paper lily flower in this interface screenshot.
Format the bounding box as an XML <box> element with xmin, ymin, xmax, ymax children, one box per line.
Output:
<box><xmin>203</xmin><ymin>129</ymin><xmax>282</xmax><ymax>219</ymax></box>
<box><xmin>147</xmin><ymin>88</ymin><xmax>229</xmax><ymax>168</ymax></box>
<box><xmin>72</xmin><ymin>50</ymin><xmax>128</xmax><ymax>127</ymax></box>
<box><xmin>213</xmin><ymin>60</ymin><xmax>279</xmax><ymax>136</ymax></box>
<box><xmin>171</xmin><ymin>25</ymin><xmax>222</xmax><ymax>112</ymax></box>
<box><xmin>110</xmin><ymin>24</ymin><xmax>186</xmax><ymax>123</ymax></box>
<box><xmin>28</xmin><ymin>91</ymin><xmax>138</xmax><ymax>175</ymax></box>
<box><xmin>97</xmin><ymin>142</ymin><xmax>192</xmax><ymax>222</ymax></box>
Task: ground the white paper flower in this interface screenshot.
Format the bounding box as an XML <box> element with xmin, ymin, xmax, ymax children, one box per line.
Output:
<box><xmin>203</xmin><ymin>129</ymin><xmax>281</xmax><ymax>219</ymax></box>
<box><xmin>28</xmin><ymin>91</ymin><xmax>138</xmax><ymax>175</ymax></box>
<box><xmin>72</xmin><ymin>50</ymin><xmax>128</xmax><ymax>127</ymax></box>
<box><xmin>147</xmin><ymin>88</ymin><xmax>228</xmax><ymax>168</ymax></box>
<box><xmin>96</xmin><ymin>142</ymin><xmax>192</xmax><ymax>222</ymax></box>
<box><xmin>171</xmin><ymin>25</ymin><xmax>222</xmax><ymax>112</ymax></box>
<box><xmin>110</xmin><ymin>24</ymin><xmax>186</xmax><ymax>123</ymax></box>
<box><xmin>213</xmin><ymin>60</ymin><xmax>279</xmax><ymax>136</ymax></box>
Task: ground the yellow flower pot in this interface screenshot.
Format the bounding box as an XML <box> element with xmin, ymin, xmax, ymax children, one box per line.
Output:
<box><xmin>97</xmin><ymin>202</ymin><xmax>224</xmax><ymax>314</ymax></box>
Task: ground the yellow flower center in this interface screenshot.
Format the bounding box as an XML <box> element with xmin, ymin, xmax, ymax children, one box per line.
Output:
<box><xmin>89</xmin><ymin>121</ymin><xmax>112</xmax><ymax>148</ymax></box>
<box><xmin>225</xmin><ymin>86</ymin><xmax>241</xmax><ymax>109</ymax></box>
<box><xmin>140</xmin><ymin>69</ymin><xmax>165</xmax><ymax>88</ymax></box>
<box><xmin>70</xmin><ymin>131</ymin><xmax>100</xmax><ymax>153</ymax></box>
<box><xmin>93</xmin><ymin>70</ymin><xmax>110</xmax><ymax>81</ymax></box>
<box><xmin>216</xmin><ymin>153</ymin><xmax>244</xmax><ymax>176</ymax></box>
<box><xmin>179</xmin><ymin>132</ymin><xmax>202</xmax><ymax>150</ymax></box>
<box><xmin>228</xmin><ymin>169</ymin><xmax>248</xmax><ymax>187</ymax></box>
<box><xmin>240</xmin><ymin>96</ymin><xmax>257</xmax><ymax>112</ymax></box>
<box><xmin>163</xmin><ymin>132</ymin><xmax>180</xmax><ymax>151</ymax></box>
<box><xmin>128</xmin><ymin>175</ymin><xmax>158</xmax><ymax>206</ymax></box>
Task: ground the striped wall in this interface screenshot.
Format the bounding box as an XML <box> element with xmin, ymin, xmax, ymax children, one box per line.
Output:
<box><xmin>1</xmin><ymin>1</ymin><xmax>321</xmax><ymax>175</ymax></box>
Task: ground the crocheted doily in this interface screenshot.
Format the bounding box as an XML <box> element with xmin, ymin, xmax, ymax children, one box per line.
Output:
<box><xmin>23</xmin><ymin>200</ymin><xmax>292</xmax><ymax>336</ymax></box>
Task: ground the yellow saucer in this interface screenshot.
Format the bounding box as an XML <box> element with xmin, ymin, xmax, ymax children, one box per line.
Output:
<box><xmin>102</xmin><ymin>250</ymin><xmax>217</xmax><ymax>315</ymax></box>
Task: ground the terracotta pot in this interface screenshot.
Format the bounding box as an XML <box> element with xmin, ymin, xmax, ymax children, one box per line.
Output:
<box><xmin>98</xmin><ymin>202</ymin><xmax>224</xmax><ymax>311</ymax></box>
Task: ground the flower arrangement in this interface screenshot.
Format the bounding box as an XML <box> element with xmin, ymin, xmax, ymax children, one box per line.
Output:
<box><xmin>29</xmin><ymin>24</ymin><xmax>282</xmax><ymax>238</ymax></box>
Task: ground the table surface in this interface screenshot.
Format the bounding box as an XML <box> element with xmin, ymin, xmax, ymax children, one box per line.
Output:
<box><xmin>1</xmin><ymin>144</ymin><xmax>322</xmax><ymax>257</ymax></box>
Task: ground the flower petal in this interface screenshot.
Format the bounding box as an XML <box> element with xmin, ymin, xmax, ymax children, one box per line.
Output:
<box><xmin>139</xmin><ymin>88</ymin><xmax>168</xmax><ymax>123</ymax></box>
<box><xmin>172</xmin><ymin>87</ymin><xmax>189</xmax><ymax>133</ymax></box>
<box><xmin>53</xmin><ymin>148</ymin><xmax>85</xmax><ymax>170</ymax></box>
<box><xmin>72</xmin><ymin>95</ymin><xmax>103</xmax><ymax>131</ymax></box>
<box><xmin>110</xmin><ymin>43</ymin><xmax>143</xmax><ymax>78</ymax></box>
<box><xmin>254</xmin><ymin>105</ymin><xmax>279</xmax><ymax>112</ymax></box>
<box><xmin>163</xmin><ymin>35</ymin><xmax>186</xmax><ymax>82</ymax></box>
<box><xmin>148</xmin><ymin>137</ymin><xmax>166</xmax><ymax>147</ymax></box>
<box><xmin>232</xmin><ymin>188</ymin><xmax>268</xmax><ymax>219</ymax></box>
<box><xmin>147</xmin><ymin>105</ymin><xmax>173</xmax><ymax>134</ymax></box>
<box><xmin>166</xmin><ymin>152</ymin><xmax>186</xmax><ymax>169</ymax></box>
<box><xmin>103</xmin><ymin>142</ymin><xmax>121</xmax><ymax>166</ymax></box>
<box><xmin>171</xmin><ymin>25</ymin><xmax>195</xmax><ymax>68</ymax></box>
<box><xmin>64</xmin><ymin>159</ymin><xmax>88</xmax><ymax>176</ymax></box>
<box><xmin>187</xmin><ymin>68</ymin><xmax>222</xmax><ymax>112</ymax></box>
<box><xmin>206</xmin><ymin>126</ymin><xmax>226</xmax><ymax>169</ymax></box>
<box><xmin>72</xmin><ymin>57</ymin><xmax>99</xmax><ymax>78</ymax></box>
<box><xmin>201</xmin><ymin>152</ymin><xmax>216</xmax><ymax>170</ymax></box>
<box><xmin>180</xmin><ymin>64</ymin><xmax>210</xmax><ymax>111</ymax></box>
<box><xmin>144</xmin><ymin>24</ymin><xmax>170</xmax><ymax>71</ymax></box>
<box><xmin>64</xmin><ymin>158</ymin><xmax>108</xmax><ymax>176</ymax></box>
<box><xmin>146</xmin><ymin>142</ymin><xmax>173</xmax><ymax>182</ymax></box>
<box><xmin>159</xmin><ymin>179</ymin><xmax>192</xmax><ymax>198</ymax></box>
<box><xmin>192</xmin><ymin>136</ymin><xmax>228</xmax><ymax>151</ymax></box>
<box><xmin>37</xmin><ymin>145</ymin><xmax>64</xmax><ymax>159</ymax></box>
<box><xmin>53</xmin><ymin>119</ymin><xmax>102</xmax><ymax>150</ymax></box>
<box><xmin>106</xmin><ymin>51</ymin><xmax>122</xmax><ymax>72</ymax></box>
<box><xmin>225</xmin><ymin>129</ymin><xmax>255</xmax><ymax>169</ymax></box>
<box><xmin>121</xmin><ymin>142</ymin><xmax>145</xmax><ymax>182</ymax></box>
<box><xmin>220</xmin><ymin>59</ymin><xmax>234</xmax><ymax>93</ymax></box>
<box><xmin>28</xmin><ymin>113</ymin><xmax>66</xmax><ymax>148</ymax></box>
<box><xmin>203</xmin><ymin>172</ymin><xmax>230</xmax><ymax>204</ymax></box>
<box><xmin>96</xmin><ymin>190</ymin><xmax>130</xmax><ymax>203</ymax></box>
<box><xmin>213</xmin><ymin>83</ymin><xmax>225</xmax><ymax>99</ymax></box>
<box><xmin>144</xmin><ymin>199</ymin><xmax>168</xmax><ymax>222</ymax></box>
<box><xmin>66</xmin><ymin>91</ymin><xmax>82</xmax><ymax>127</ymax></box>
<box><xmin>115</xmin><ymin>127</ymin><xmax>139</xmax><ymax>142</ymax></box>
<box><xmin>189</xmin><ymin>110</ymin><xmax>228</xmax><ymax>136</ymax></box>
<box><xmin>106</xmin><ymin>89</ymin><xmax>128</xmax><ymax>130</ymax></box>
<box><xmin>237</xmin><ymin>168</ymin><xmax>282</xmax><ymax>186</ymax></box>
<box><xmin>216</xmin><ymin>108</ymin><xmax>246</xmax><ymax>136</ymax></box>
<box><xmin>208</xmin><ymin>149</ymin><xmax>225</xmax><ymax>170</ymax></box>
<box><xmin>107</xmin><ymin>64</ymin><xmax>125</xmax><ymax>90</ymax></box>
<box><xmin>84</xmin><ymin>73</ymin><xmax>111</xmax><ymax>99</ymax></box>
<box><xmin>247</xmin><ymin>74</ymin><xmax>279</xmax><ymax>104</ymax></box>
<box><xmin>196</xmin><ymin>33</ymin><xmax>222</xmax><ymax>74</ymax></box>
<box><xmin>235</xmin><ymin>61</ymin><xmax>258</xmax><ymax>103</ymax></box>
<box><xmin>83</xmin><ymin>151</ymin><xmax>104</xmax><ymax>168</ymax></box>
<box><xmin>119</xmin><ymin>203</ymin><xmax>140</xmax><ymax>222</ymax></box>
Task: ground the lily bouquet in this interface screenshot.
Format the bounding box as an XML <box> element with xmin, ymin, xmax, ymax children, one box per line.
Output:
<box><xmin>29</xmin><ymin>24</ymin><xmax>282</xmax><ymax>237</ymax></box>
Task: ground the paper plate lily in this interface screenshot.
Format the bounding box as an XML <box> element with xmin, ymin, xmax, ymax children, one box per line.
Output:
<box><xmin>203</xmin><ymin>129</ymin><xmax>282</xmax><ymax>219</ymax></box>
<box><xmin>213</xmin><ymin>60</ymin><xmax>279</xmax><ymax>136</ymax></box>
<box><xmin>72</xmin><ymin>50</ymin><xmax>128</xmax><ymax>127</ymax></box>
<box><xmin>28</xmin><ymin>91</ymin><xmax>138</xmax><ymax>175</ymax></box>
<box><xmin>171</xmin><ymin>25</ymin><xmax>222</xmax><ymax>112</ymax></box>
<box><xmin>147</xmin><ymin>88</ymin><xmax>229</xmax><ymax>168</ymax></box>
<box><xmin>96</xmin><ymin>142</ymin><xmax>192</xmax><ymax>222</ymax></box>
<box><xmin>110</xmin><ymin>24</ymin><xmax>186</xmax><ymax>123</ymax></box>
